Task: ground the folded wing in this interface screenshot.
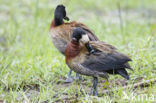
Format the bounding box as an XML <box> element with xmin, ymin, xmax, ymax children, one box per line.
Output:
<box><xmin>81</xmin><ymin>41</ymin><xmax>132</xmax><ymax>79</ymax></box>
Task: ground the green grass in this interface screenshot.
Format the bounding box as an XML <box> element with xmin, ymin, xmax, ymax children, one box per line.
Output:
<box><xmin>0</xmin><ymin>0</ymin><xmax>156</xmax><ymax>102</ymax></box>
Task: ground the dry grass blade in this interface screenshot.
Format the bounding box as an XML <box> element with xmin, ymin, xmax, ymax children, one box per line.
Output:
<box><xmin>103</xmin><ymin>79</ymin><xmax>156</xmax><ymax>94</ymax></box>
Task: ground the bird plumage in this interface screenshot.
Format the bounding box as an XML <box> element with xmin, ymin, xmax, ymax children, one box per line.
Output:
<box><xmin>66</xmin><ymin>40</ymin><xmax>132</xmax><ymax>79</ymax></box>
<box><xmin>50</xmin><ymin>5</ymin><xmax>99</xmax><ymax>82</ymax></box>
<box><xmin>65</xmin><ymin>28</ymin><xmax>132</xmax><ymax>95</ymax></box>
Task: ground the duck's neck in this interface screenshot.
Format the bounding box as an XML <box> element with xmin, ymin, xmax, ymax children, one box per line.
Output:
<box><xmin>54</xmin><ymin>16</ymin><xmax>64</xmax><ymax>26</ymax></box>
<box><xmin>50</xmin><ymin>16</ymin><xmax>64</xmax><ymax>28</ymax></box>
<box><xmin>65</xmin><ymin>40</ymin><xmax>81</xmax><ymax>61</ymax></box>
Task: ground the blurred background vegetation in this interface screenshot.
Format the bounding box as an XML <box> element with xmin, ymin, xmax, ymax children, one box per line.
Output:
<box><xmin>0</xmin><ymin>0</ymin><xmax>156</xmax><ymax>102</ymax></box>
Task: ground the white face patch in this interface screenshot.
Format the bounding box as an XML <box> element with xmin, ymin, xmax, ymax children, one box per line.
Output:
<box><xmin>80</xmin><ymin>34</ymin><xmax>89</xmax><ymax>44</ymax></box>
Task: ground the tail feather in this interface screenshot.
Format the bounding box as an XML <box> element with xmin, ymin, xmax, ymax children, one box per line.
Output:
<box><xmin>124</xmin><ymin>63</ymin><xmax>133</xmax><ymax>71</ymax></box>
<box><xmin>106</xmin><ymin>68</ymin><xmax>130</xmax><ymax>80</ymax></box>
<box><xmin>116</xmin><ymin>69</ymin><xmax>129</xmax><ymax>80</ymax></box>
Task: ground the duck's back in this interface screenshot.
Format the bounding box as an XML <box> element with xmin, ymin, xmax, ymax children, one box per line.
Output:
<box><xmin>50</xmin><ymin>23</ymin><xmax>73</xmax><ymax>54</ymax></box>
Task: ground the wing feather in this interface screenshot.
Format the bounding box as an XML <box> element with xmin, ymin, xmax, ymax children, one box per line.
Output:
<box><xmin>81</xmin><ymin>42</ymin><xmax>132</xmax><ymax>72</ymax></box>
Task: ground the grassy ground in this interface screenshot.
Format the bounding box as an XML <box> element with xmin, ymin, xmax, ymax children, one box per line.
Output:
<box><xmin>0</xmin><ymin>0</ymin><xmax>156</xmax><ymax>102</ymax></box>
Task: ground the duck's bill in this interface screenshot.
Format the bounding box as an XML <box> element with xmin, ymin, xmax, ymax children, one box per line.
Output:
<box><xmin>64</xmin><ymin>16</ymin><xmax>70</xmax><ymax>21</ymax></box>
<box><xmin>85</xmin><ymin>43</ymin><xmax>95</xmax><ymax>54</ymax></box>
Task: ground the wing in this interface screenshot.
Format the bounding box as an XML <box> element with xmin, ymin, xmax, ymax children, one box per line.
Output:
<box><xmin>81</xmin><ymin>41</ymin><xmax>132</xmax><ymax>79</ymax></box>
<box><xmin>90</xmin><ymin>41</ymin><xmax>116</xmax><ymax>51</ymax></box>
<box><xmin>82</xmin><ymin>51</ymin><xmax>131</xmax><ymax>71</ymax></box>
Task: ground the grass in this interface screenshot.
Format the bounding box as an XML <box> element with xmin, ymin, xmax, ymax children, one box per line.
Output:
<box><xmin>0</xmin><ymin>0</ymin><xmax>156</xmax><ymax>102</ymax></box>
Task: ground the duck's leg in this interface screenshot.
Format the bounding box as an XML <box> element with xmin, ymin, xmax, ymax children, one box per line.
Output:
<box><xmin>90</xmin><ymin>77</ymin><xmax>98</xmax><ymax>96</ymax></box>
<box><xmin>65</xmin><ymin>70</ymin><xmax>73</xmax><ymax>83</ymax></box>
<box><xmin>65</xmin><ymin>70</ymin><xmax>81</xmax><ymax>83</ymax></box>
<box><xmin>75</xmin><ymin>73</ymin><xmax>82</xmax><ymax>80</ymax></box>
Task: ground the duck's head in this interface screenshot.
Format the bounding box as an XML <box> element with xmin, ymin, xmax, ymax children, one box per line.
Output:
<box><xmin>55</xmin><ymin>5</ymin><xmax>69</xmax><ymax>21</ymax></box>
<box><xmin>72</xmin><ymin>27</ymin><xmax>89</xmax><ymax>43</ymax></box>
<box><xmin>72</xmin><ymin>27</ymin><xmax>95</xmax><ymax>53</ymax></box>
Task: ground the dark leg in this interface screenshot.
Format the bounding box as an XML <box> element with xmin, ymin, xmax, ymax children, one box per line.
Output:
<box><xmin>90</xmin><ymin>77</ymin><xmax>98</xmax><ymax>96</ymax></box>
<box><xmin>75</xmin><ymin>73</ymin><xmax>82</xmax><ymax>80</ymax></box>
<box><xmin>65</xmin><ymin>70</ymin><xmax>73</xmax><ymax>83</ymax></box>
<box><xmin>68</xmin><ymin>69</ymin><xmax>72</xmax><ymax>77</ymax></box>
<box><xmin>65</xmin><ymin>70</ymin><xmax>81</xmax><ymax>83</ymax></box>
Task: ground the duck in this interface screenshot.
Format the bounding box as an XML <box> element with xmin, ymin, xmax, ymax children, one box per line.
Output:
<box><xmin>65</xmin><ymin>27</ymin><xmax>132</xmax><ymax>96</ymax></box>
<box><xmin>50</xmin><ymin>5</ymin><xmax>99</xmax><ymax>82</ymax></box>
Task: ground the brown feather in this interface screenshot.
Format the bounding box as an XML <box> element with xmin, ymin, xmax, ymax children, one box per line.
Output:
<box><xmin>65</xmin><ymin>40</ymin><xmax>81</xmax><ymax>62</ymax></box>
<box><xmin>50</xmin><ymin>20</ymin><xmax>55</xmax><ymax>28</ymax></box>
<box><xmin>89</xmin><ymin>41</ymin><xmax>116</xmax><ymax>53</ymax></box>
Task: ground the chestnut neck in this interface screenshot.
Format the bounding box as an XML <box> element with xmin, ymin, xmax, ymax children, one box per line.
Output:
<box><xmin>65</xmin><ymin>40</ymin><xmax>81</xmax><ymax>61</ymax></box>
<box><xmin>70</xmin><ymin>40</ymin><xmax>79</xmax><ymax>46</ymax></box>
